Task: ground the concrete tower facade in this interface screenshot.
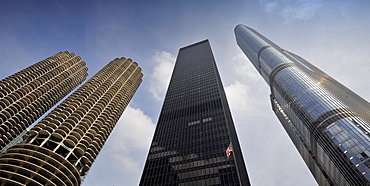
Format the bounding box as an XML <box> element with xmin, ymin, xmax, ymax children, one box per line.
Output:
<box><xmin>0</xmin><ymin>57</ymin><xmax>142</xmax><ymax>185</ymax></box>
<box><xmin>235</xmin><ymin>24</ymin><xmax>370</xmax><ymax>185</ymax></box>
<box><xmin>0</xmin><ymin>52</ymin><xmax>88</xmax><ymax>149</ymax></box>
<box><xmin>140</xmin><ymin>40</ymin><xmax>250</xmax><ymax>185</ymax></box>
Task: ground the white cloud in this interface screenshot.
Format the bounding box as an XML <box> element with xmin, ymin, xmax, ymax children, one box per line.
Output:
<box><xmin>149</xmin><ymin>51</ymin><xmax>175</xmax><ymax>101</ymax></box>
<box><xmin>109</xmin><ymin>106</ymin><xmax>155</xmax><ymax>172</ymax></box>
<box><xmin>230</xmin><ymin>53</ymin><xmax>261</xmax><ymax>83</ymax></box>
<box><xmin>83</xmin><ymin>106</ymin><xmax>156</xmax><ymax>186</ymax></box>
<box><xmin>262</xmin><ymin>0</ymin><xmax>279</xmax><ymax>14</ymax></box>
<box><xmin>226</xmin><ymin>81</ymin><xmax>259</xmax><ymax>118</ymax></box>
<box><xmin>224</xmin><ymin>52</ymin><xmax>268</xmax><ymax>119</ymax></box>
<box><xmin>260</xmin><ymin>0</ymin><xmax>324</xmax><ymax>22</ymax></box>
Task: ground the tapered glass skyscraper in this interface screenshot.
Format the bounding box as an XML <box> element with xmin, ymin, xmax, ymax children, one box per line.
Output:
<box><xmin>0</xmin><ymin>52</ymin><xmax>88</xmax><ymax>150</ymax></box>
<box><xmin>140</xmin><ymin>40</ymin><xmax>250</xmax><ymax>185</ymax></box>
<box><xmin>235</xmin><ymin>24</ymin><xmax>370</xmax><ymax>185</ymax></box>
<box><xmin>0</xmin><ymin>57</ymin><xmax>142</xmax><ymax>185</ymax></box>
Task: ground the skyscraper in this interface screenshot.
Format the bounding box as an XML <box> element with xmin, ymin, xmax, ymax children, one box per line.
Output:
<box><xmin>0</xmin><ymin>51</ymin><xmax>88</xmax><ymax>150</ymax></box>
<box><xmin>235</xmin><ymin>24</ymin><xmax>370</xmax><ymax>185</ymax></box>
<box><xmin>140</xmin><ymin>40</ymin><xmax>250</xmax><ymax>185</ymax></box>
<box><xmin>0</xmin><ymin>57</ymin><xmax>143</xmax><ymax>185</ymax></box>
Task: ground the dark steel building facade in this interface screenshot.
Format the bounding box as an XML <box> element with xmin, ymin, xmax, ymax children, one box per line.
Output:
<box><xmin>140</xmin><ymin>40</ymin><xmax>250</xmax><ymax>185</ymax></box>
<box><xmin>0</xmin><ymin>52</ymin><xmax>88</xmax><ymax>150</ymax></box>
<box><xmin>235</xmin><ymin>24</ymin><xmax>370</xmax><ymax>185</ymax></box>
<box><xmin>0</xmin><ymin>57</ymin><xmax>142</xmax><ymax>185</ymax></box>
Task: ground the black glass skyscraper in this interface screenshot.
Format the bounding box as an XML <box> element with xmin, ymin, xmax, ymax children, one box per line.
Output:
<box><xmin>140</xmin><ymin>40</ymin><xmax>250</xmax><ymax>185</ymax></box>
<box><xmin>235</xmin><ymin>24</ymin><xmax>370</xmax><ymax>185</ymax></box>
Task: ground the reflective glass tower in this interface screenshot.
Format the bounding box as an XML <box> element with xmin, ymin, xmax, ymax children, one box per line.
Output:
<box><xmin>0</xmin><ymin>57</ymin><xmax>142</xmax><ymax>185</ymax></box>
<box><xmin>0</xmin><ymin>51</ymin><xmax>88</xmax><ymax>150</ymax></box>
<box><xmin>235</xmin><ymin>24</ymin><xmax>370</xmax><ymax>185</ymax></box>
<box><xmin>140</xmin><ymin>40</ymin><xmax>250</xmax><ymax>186</ymax></box>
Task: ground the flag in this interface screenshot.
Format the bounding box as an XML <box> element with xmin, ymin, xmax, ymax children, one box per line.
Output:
<box><xmin>226</xmin><ymin>143</ymin><xmax>233</xmax><ymax>158</ymax></box>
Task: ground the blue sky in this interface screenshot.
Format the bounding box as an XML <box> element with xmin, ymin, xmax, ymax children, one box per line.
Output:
<box><xmin>1</xmin><ymin>0</ymin><xmax>370</xmax><ymax>185</ymax></box>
